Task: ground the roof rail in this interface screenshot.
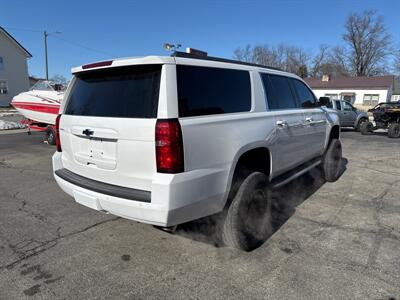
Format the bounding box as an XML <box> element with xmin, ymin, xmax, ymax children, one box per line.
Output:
<box><xmin>171</xmin><ymin>51</ymin><xmax>283</xmax><ymax>71</ymax></box>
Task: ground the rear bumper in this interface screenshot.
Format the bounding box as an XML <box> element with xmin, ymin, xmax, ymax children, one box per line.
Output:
<box><xmin>52</xmin><ymin>152</ymin><xmax>228</xmax><ymax>226</ymax></box>
<box><xmin>55</xmin><ymin>168</ymin><xmax>151</xmax><ymax>203</ymax></box>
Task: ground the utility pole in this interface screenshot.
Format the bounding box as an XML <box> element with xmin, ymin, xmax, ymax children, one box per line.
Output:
<box><xmin>44</xmin><ymin>31</ymin><xmax>48</xmax><ymax>80</ymax></box>
<box><xmin>43</xmin><ymin>30</ymin><xmax>61</xmax><ymax>81</ymax></box>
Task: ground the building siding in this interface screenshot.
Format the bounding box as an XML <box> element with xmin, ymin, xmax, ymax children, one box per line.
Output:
<box><xmin>311</xmin><ymin>88</ymin><xmax>391</xmax><ymax>105</ymax></box>
<box><xmin>0</xmin><ymin>33</ymin><xmax>30</xmax><ymax>106</ymax></box>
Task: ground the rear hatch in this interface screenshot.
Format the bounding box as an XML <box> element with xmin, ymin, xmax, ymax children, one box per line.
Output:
<box><xmin>59</xmin><ymin>64</ymin><xmax>162</xmax><ymax>191</ymax></box>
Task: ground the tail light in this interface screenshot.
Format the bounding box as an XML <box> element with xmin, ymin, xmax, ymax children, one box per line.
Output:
<box><xmin>55</xmin><ymin>114</ymin><xmax>62</xmax><ymax>152</ymax></box>
<box><xmin>155</xmin><ymin>119</ymin><xmax>184</xmax><ymax>173</ymax></box>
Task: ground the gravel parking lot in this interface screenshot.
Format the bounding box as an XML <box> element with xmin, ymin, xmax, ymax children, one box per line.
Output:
<box><xmin>0</xmin><ymin>130</ymin><xmax>399</xmax><ymax>299</ymax></box>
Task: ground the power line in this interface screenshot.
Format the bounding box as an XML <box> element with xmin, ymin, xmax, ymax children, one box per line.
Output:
<box><xmin>3</xmin><ymin>26</ymin><xmax>115</xmax><ymax>57</ymax></box>
<box><xmin>2</xmin><ymin>26</ymin><xmax>42</xmax><ymax>33</ymax></box>
<box><xmin>51</xmin><ymin>35</ymin><xmax>115</xmax><ymax>57</ymax></box>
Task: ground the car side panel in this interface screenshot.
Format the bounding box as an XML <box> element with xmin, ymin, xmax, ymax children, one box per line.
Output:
<box><xmin>301</xmin><ymin>108</ymin><xmax>328</xmax><ymax>157</ymax></box>
<box><xmin>180</xmin><ymin>111</ymin><xmax>276</xmax><ymax>211</ymax></box>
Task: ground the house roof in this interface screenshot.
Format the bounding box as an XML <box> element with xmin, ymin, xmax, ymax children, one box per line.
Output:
<box><xmin>0</xmin><ymin>26</ymin><xmax>32</xmax><ymax>58</ymax></box>
<box><xmin>304</xmin><ymin>75</ymin><xmax>394</xmax><ymax>90</ymax></box>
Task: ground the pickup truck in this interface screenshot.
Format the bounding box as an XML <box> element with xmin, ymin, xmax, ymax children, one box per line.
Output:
<box><xmin>327</xmin><ymin>99</ymin><xmax>369</xmax><ymax>130</ymax></box>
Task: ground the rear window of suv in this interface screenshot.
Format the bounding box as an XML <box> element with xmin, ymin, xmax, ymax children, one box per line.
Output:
<box><xmin>177</xmin><ymin>65</ymin><xmax>251</xmax><ymax>117</ymax></box>
<box><xmin>65</xmin><ymin>65</ymin><xmax>161</xmax><ymax>118</ymax></box>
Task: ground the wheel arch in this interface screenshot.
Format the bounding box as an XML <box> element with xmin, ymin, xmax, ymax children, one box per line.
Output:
<box><xmin>354</xmin><ymin>114</ymin><xmax>369</xmax><ymax>128</ymax></box>
<box><xmin>329</xmin><ymin>125</ymin><xmax>340</xmax><ymax>141</ymax></box>
<box><xmin>222</xmin><ymin>144</ymin><xmax>272</xmax><ymax>209</ymax></box>
<box><xmin>324</xmin><ymin>124</ymin><xmax>340</xmax><ymax>151</ymax></box>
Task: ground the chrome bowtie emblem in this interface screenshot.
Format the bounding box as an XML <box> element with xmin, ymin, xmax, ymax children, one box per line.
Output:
<box><xmin>82</xmin><ymin>129</ymin><xmax>94</xmax><ymax>136</ymax></box>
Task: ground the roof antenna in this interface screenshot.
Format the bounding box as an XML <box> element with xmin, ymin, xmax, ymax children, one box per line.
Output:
<box><xmin>163</xmin><ymin>43</ymin><xmax>181</xmax><ymax>52</ymax></box>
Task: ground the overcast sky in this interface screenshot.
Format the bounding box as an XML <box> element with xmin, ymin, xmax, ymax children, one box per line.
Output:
<box><xmin>3</xmin><ymin>0</ymin><xmax>400</xmax><ymax>79</ymax></box>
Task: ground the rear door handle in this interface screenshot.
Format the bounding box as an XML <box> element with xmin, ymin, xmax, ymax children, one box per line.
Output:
<box><xmin>305</xmin><ymin>117</ymin><xmax>325</xmax><ymax>126</ymax></box>
<box><xmin>304</xmin><ymin>117</ymin><xmax>314</xmax><ymax>125</ymax></box>
<box><xmin>276</xmin><ymin>120</ymin><xmax>288</xmax><ymax>127</ymax></box>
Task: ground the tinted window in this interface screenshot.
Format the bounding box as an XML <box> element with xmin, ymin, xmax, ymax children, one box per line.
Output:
<box><xmin>291</xmin><ymin>79</ymin><xmax>316</xmax><ymax>108</ymax></box>
<box><xmin>65</xmin><ymin>65</ymin><xmax>161</xmax><ymax>118</ymax></box>
<box><xmin>335</xmin><ymin>100</ymin><xmax>341</xmax><ymax>110</ymax></box>
<box><xmin>177</xmin><ymin>65</ymin><xmax>251</xmax><ymax>117</ymax></box>
<box><xmin>261</xmin><ymin>74</ymin><xmax>297</xmax><ymax>110</ymax></box>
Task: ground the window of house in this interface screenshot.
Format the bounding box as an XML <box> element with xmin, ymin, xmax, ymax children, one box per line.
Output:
<box><xmin>0</xmin><ymin>57</ymin><xmax>4</xmax><ymax>70</ymax></box>
<box><xmin>342</xmin><ymin>94</ymin><xmax>355</xmax><ymax>104</ymax></box>
<box><xmin>363</xmin><ymin>94</ymin><xmax>379</xmax><ymax>106</ymax></box>
<box><xmin>0</xmin><ymin>80</ymin><xmax>8</xmax><ymax>94</ymax></box>
<box><xmin>177</xmin><ymin>65</ymin><xmax>251</xmax><ymax>117</ymax></box>
<box><xmin>261</xmin><ymin>74</ymin><xmax>298</xmax><ymax>110</ymax></box>
<box><xmin>325</xmin><ymin>94</ymin><xmax>339</xmax><ymax>100</ymax></box>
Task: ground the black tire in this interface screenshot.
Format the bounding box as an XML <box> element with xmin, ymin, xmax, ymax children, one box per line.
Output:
<box><xmin>322</xmin><ymin>139</ymin><xmax>342</xmax><ymax>182</ymax></box>
<box><xmin>46</xmin><ymin>127</ymin><xmax>56</xmax><ymax>145</ymax></box>
<box><xmin>360</xmin><ymin>121</ymin><xmax>374</xmax><ymax>135</ymax></box>
<box><xmin>388</xmin><ymin>122</ymin><xmax>400</xmax><ymax>138</ymax></box>
<box><xmin>355</xmin><ymin>118</ymin><xmax>368</xmax><ymax>132</ymax></box>
<box><xmin>222</xmin><ymin>172</ymin><xmax>272</xmax><ymax>251</ymax></box>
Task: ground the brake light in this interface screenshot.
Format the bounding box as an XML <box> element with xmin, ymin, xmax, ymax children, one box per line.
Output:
<box><xmin>55</xmin><ymin>114</ymin><xmax>62</xmax><ymax>152</ymax></box>
<box><xmin>82</xmin><ymin>60</ymin><xmax>113</xmax><ymax>70</ymax></box>
<box><xmin>155</xmin><ymin>119</ymin><xmax>184</xmax><ymax>173</ymax></box>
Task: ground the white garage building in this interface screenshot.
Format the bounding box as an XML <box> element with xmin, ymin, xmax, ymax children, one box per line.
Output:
<box><xmin>304</xmin><ymin>75</ymin><xmax>395</xmax><ymax>107</ymax></box>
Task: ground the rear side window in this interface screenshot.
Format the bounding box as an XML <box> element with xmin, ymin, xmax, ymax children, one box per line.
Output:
<box><xmin>261</xmin><ymin>74</ymin><xmax>297</xmax><ymax>110</ymax></box>
<box><xmin>291</xmin><ymin>79</ymin><xmax>316</xmax><ymax>108</ymax></box>
<box><xmin>177</xmin><ymin>65</ymin><xmax>251</xmax><ymax>117</ymax></box>
<box><xmin>65</xmin><ymin>65</ymin><xmax>161</xmax><ymax>118</ymax></box>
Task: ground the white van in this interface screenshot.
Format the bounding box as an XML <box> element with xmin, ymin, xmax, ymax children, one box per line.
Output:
<box><xmin>53</xmin><ymin>51</ymin><xmax>341</xmax><ymax>250</ymax></box>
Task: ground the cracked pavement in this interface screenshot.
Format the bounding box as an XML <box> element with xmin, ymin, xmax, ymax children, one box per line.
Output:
<box><xmin>0</xmin><ymin>131</ymin><xmax>399</xmax><ymax>299</ymax></box>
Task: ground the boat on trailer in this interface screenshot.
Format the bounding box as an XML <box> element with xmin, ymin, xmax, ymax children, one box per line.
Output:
<box><xmin>11</xmin><ymin>80</ymin><xmax>64</xmax><ymax>144</ymax></box>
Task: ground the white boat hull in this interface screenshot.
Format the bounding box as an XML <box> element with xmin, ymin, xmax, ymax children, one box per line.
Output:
<box><xmin>11</xmin><ymin>90</ymin><xmax>63</xmax><ymax>125</ymax></box>
<box><xmin>15</xmin><ymin>107</ymin><xmax>58</xmax><ymax>124</ymax></box>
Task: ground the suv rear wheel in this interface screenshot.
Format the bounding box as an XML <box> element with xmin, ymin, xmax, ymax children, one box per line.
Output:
<box><xmin>222</xmin><ymin>172</ymin><xmax>272</xmax><ymax>251</ymax></box>
<box><xmin>322</xmin><ymin>139</ymin><xmax>342</xmax><ymax>182</ymax></box>
<box><xmin>388</xmin><ymin>122</ymin><xmax>400</xmax><ymax>138</ymax></box>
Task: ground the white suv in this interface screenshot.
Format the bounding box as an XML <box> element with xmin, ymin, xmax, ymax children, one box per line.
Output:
<box><xmin>53</xmin><ymin>51</ymin><xmax>342</xmax><ymax>251</ymax></box>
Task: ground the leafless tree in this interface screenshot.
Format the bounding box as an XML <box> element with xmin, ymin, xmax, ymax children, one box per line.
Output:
<box><xmin>310</xmin><ymin>45</ymin><xmax>329</xmax><ymax>77</ymax></box>
<box><xmin>325</xmin><ymin>46</ymin><xmax>350</xmax><ymax>76</ymax></box>
<box><xmin>50</xmin><ymin>74</ymin><xmax>68</xmax><ymax>86</ymax></box>
<box><xmin>234</xmin><ymin>10</ymin><xmax>396</xmax><ymax>79</ymax></box>
<box><xmin>284</xmin><ymin>45</ymin><xmax>310</xmax><ymax>76</ymax></box>
<box><xmin>394</xmin><ymin>49</ymin><xmax>400</xmax><ymax>77</ymax></box>
<box><xmin>233</xmin><ymin>44</ymin><xmax>310</xmax><ymax>77</ymax></box>
<box><xmin>233</xmin><ymin>44</ymin><xmax>253</xmax><ymax>63</ymax></box>
<box><xmin>342</xmin><ymin>10</ymin><xmax>392</xmax><ymax>76</ymax></box>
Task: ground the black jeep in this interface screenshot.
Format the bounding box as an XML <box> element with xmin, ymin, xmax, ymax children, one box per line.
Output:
<box><xmin>360</xmin><ymin>102</ymin><xmax>400</xmax><ymax>138</ymax></box>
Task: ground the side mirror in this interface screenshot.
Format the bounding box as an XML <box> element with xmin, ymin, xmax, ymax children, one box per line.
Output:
<box><xmin>318</xmin><ymin>97</ymin><xmax>330</xmax><ymax>107</ymax></box>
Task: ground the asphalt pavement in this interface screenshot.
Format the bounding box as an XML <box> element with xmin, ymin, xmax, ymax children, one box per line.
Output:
<box><xmin>0</xmin><ymin>130</ymin><xmax>399</xmax><ymax>299</ymax></box>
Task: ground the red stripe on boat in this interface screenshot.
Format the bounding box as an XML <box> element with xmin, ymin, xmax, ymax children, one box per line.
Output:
<box><xmin>12</xmin><ymin>102</ymin><xmax>60</xmax><ymax>114</ymax></box>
